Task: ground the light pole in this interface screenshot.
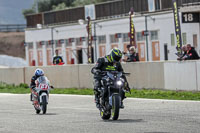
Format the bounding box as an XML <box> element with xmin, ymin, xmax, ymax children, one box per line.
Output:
<box><xmin>37</xmin><ymin>24</ymin><xmax>55</xmax><ymax>57</ymax></box>
<box><xmin>145</xmin><ymin>16</ymin><xmax>149</xmax><ymax>61</ymax></box>
<box><xmin>144</xmin><ymin>15</ymin><xmax>155</xmax><ymax>61</ymax></box>
<box><xmin>93</xmin><ymin>22</ymin><xmax>97</xmax><ymax>62</ymax></box>
<box><xmin>51</xmin><ymin>27</ymin><xmax>54</xmax><ymax>57</ymax></box>
<box><xmin>93</xmin><ymin>22</ymin><xmax>102</xmax><ymax>62</ymax></box>
<box><xmin>35</xmin><ymin>0</ymin><xmax>39</xmax><ymax>13</ymax></box>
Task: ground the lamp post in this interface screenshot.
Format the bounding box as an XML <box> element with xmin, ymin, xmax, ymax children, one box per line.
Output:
<box><xmin>93</xmin><ymin>22</ymin><xmax>97</xmax><ymax>62</ymax></box>
<box><xmin>145</xmin><ymin>16</ymin><xmax>149</xmax><ymax>61</ymax></box>
<box><xmin>51</xmin><ymin>27</ymin><xmax>54</xmax><ymax>57</ymax></box>
<box><xmin>144</xmin><ymin>15</ymin><xmax>155</xmax><ymax>61</ymax></box>
<box><xmin>93</xmin><ymin>22</ymin><xmax>102</xmax><ymax>62</ymax></box>
<box><xmin>37</xmin><ymin>24</ymin><xmax>55</xmax><ymax>57</ymax></box>
<box><xmin>35</xmin><ymin>0</ymin><xmax>39</xmax><ymax>13</ymax></box>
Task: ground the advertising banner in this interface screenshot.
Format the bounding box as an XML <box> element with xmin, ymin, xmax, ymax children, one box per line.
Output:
<box><xmin>172</xmin><ymin>0</ymin><xmax>182</xmax><ymax>54</ymax></box>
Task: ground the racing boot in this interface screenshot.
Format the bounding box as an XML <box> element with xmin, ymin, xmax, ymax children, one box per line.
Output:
<box><xmin>120</xmin><ymin>91</ymin><xmax>126</xmax><ymax>109</ymax></box>
<box><xmin>121</xmin><ymin>101</ymin><xmax>124</xmax><ymax>109</ymax></box>
<box><xmin>94</xmin><ymin>90</ymin><xmax>100</xmax><ymax>109</ymax></box>
<box><xmin>30</xmin><ymin>93</ymin><xmax>33</xmax><ymax>101</ymax></box>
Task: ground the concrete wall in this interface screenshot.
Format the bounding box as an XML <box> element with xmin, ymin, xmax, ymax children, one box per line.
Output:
<box><xmin>164</xmin><ymin>61</ymin><xmax>198</xmax><ymax>91</ymax></box>
<box><xmin>0</xmin><ymin>68</ymin><xmax>24</xmax><ymax>85</ymax></box>
<box><xmin>24</xmin><ymin>64</ymin><xmax>94</xmax><ymax>88</ymax></box>
<box><xmin>122</xmin><ymin>62</ymin><xmax>165</xmax><ymax>89</ymax></box>
<box><xmin>196</xmin><ymin>61</ymin><xmax>200</xmax><ymax>91</ymax></box>
<box><xmin>0</xmin><ymin>61</ymin><xmax>200</xmax><ymax>91</ymax></box>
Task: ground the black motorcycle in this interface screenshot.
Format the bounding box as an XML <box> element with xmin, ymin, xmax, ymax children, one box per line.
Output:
<box><xmin>98</xmin><ymin>71</ymin><xmax>130</xmax><ymax>120</ymax></box>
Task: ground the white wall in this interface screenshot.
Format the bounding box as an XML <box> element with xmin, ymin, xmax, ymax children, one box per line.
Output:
<box><xmin>164</xmin><ymin>61</ymin><xmax>198</xmax><ymax>91</ymax></box>
<box><xmin>1</xmin><ymin>61</ymin><xmax>200</xmax><ymax>91</ymax></box>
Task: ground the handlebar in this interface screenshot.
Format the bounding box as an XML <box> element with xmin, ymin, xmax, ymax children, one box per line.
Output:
<box><xmin>99</xmin><ymin>71</ymin><xmax>130</xmax><ymax>76</ymax></box>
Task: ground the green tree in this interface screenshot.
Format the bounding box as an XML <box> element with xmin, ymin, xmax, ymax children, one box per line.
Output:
<box><xmin>22</xmin><ymin>8</ymin><xmax>35</xmax><ymax>18</ymax></box>
<box><xmin>52</xmin><ymin>2</ymin><xmax>67</xmax><ymax>11</ymax></box>
<box><xmin>22</xmin><ymin>0</ymin><xmax>112</xmax><ymax>17</ymax></box>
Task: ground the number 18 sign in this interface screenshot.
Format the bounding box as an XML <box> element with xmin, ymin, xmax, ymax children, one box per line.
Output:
<box><xmin>182</xmin><ymin>12</ymin><xmax>200</xmax><ymax>23</ymax></box>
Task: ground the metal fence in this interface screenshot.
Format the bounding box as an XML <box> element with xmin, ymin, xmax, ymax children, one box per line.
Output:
<box><xmin>0</xmin><ymin>24</ymin><xmax>26</xmax><ymax>32</ymax></box>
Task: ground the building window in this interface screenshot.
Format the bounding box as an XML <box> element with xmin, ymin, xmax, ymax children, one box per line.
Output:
<box><xmin>28</xmin><ymin>42</ymin><xmax>33</xmax><ymax>49</ymax></box>
<box><xmin>37</xmin><ymin>42</ymin><xmax>42</xmax><ymax>48</ymax></box>
<box><xmin>182</xmin><ymin>33</ymin><xmax>187</xmax><ymax>45</ymax></box>
<box><xmin>98</xmin><ymin>35</ymin><xmax>106</xmax><ymax>44</ymax></box>
<box><xmin>136</xmin><ymin>32</ymin><xmax>145</xmax><ymax>41</ymax></box>
<box><xmin>46</xmin><ymin>41</ymin><xmax>52</xmax><ymax>48</ymax></box>
<box><xmin>155</xmin><ymin>0</ymin><xmax>161</xmax><ymax>10</ymax></box>
<box><xmin>76</xmin><ymin>38</ymin><xmax>82</xmax><ymax>46</ymax></box>
<box><xmin>148</xmin><ymin>0</ymin><xmax>161</xmax><ymax>11</ymax></box>
<box><xmin>65</xmin><ymin>39</ymin><xmax>72</xmax><ymax>47</ymax></box>
<box><xmin>148</xmin><ymin>0</ymin><xmax>155</xmax><ymax>12</ymax></box>
<box><xmin>171</xmin><ymin>34</ymin><xmax>175</xmax><ymax>46</ymax></box>
<box><xmin>148</xmin><ymin>0</ymin><xmax>161</xmax><ymax>12</ymax></box>
<box><xmin>123</xmin><ymin>33</ymin><xmax>130</xmax><ymax>42</ymax></box>
<box><xmin>110</xmin><ymin>34</ymin><xmax>119</xmax><ymax>43</ymax></box>
<box><xmin>55</xmin><ymin>40</ymin><xmax>62</xmax><ymax>47</ymax></box>
<box><xmin>150</xmin><ymin>31</ymin><xmax>158</xmax><ymax>40</ymax></box>
<box><xmin>193</xmin><ymin>34</ymin><xmax>197</xmax><ymax>48</ymax></box>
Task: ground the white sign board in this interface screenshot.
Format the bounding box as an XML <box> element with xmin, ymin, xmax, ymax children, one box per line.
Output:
<box><xmin>85</xmin><ymin>4</ymin><xmax>96</xmax><ymax>20</ymax></box>
<box><xmin>148</xmin><ymin>0</ymin><xmax>155</xmax><ymax>12</ymax></box>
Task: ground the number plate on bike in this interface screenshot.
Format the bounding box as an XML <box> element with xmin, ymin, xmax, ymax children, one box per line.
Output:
<box><xmin>39</xmin><ymin>84</ymin><xmax>49</xmax><ymax>90</ymax></box>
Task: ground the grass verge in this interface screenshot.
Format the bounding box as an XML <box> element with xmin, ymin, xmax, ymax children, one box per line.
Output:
<box><xmin>1</xmin><ymin>83</ymin><xmax>200</xmax><ymax>101</ymax></box>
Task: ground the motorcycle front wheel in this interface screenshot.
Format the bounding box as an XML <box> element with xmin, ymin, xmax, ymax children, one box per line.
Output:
<box><xmin>41</xmin><ymin>96</ymin><xmax>47</xmax><ymax>114</ymax></box>
<box><xmin>111</xmin><ymin>94</ymin><xmax>120</xmax><ymax>120</ymax></box>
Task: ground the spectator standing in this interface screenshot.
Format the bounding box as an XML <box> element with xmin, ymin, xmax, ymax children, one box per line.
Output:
<box><xmin>123</xmin><ymin>46</ymin><xmax>139</xmax><ymax>62</ymax></box>
<box><xmin>184</xmin><ymin>44</ymin><xmax>199</xmax><ymax>60</ymax></box>
<box><xmin>177</xmin><ymin>45</ymin><xmax>187</xmax><ymax>60</ymax></box>
<box><xmin>53</xmin><ymin>49</ymin><xmax>64</xmax><ymax>65</ymax></box>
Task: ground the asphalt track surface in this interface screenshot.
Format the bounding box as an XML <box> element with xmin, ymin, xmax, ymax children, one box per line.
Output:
<box><xmin>0</xmin><ymin>94</ymin><xmax>200</xmax><ymax>133</ymax></box>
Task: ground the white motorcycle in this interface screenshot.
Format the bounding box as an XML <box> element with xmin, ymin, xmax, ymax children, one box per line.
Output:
<box><xmin>31</xmin><ymin>76</ymin><xmax>52</xmax><ymax>114</ymax></box>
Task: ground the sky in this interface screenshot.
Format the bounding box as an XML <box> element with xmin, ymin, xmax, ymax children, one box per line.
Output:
<box><xmin>0</xmin><ymin>0</ymin><xmax>34</xmax><ymax>24</ymax></box>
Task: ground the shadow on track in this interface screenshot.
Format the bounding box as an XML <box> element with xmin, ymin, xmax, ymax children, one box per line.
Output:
<box><xmin>34</xmin><ymin>113</ymin><xmax>57</xmax><ymax>115</ymax></box>
<box><xmin>103</xmin><ymin>119</ymin><xmax>144</xmax><ymax>123</ymax></box>
<box><xmin>144</xmin><ymin>132</ymin><xmax>170</xmax><ymax>133</ymax></box>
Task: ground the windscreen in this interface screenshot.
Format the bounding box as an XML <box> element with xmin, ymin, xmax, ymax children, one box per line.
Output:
<box><xmin>37</xmin><ymin>76</ymin><xmax>48</xmax><ymax>84</ymax></box>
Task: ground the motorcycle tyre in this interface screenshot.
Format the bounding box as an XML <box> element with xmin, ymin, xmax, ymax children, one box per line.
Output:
<box><xmin>111</xmin><ymin>94</ymin><xmax>120</xmax><ymax>120</ymax></box>
<box><xmin>42</xmin><ymin>96</ymin><xmax>47</xmax><ymax>114</ymax></box>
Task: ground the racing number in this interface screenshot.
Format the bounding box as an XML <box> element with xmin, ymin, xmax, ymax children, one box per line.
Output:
<box><xmin>40</xmin><ymin>84</ymin><xmax>48</xmax><ymax>90</ymax></box>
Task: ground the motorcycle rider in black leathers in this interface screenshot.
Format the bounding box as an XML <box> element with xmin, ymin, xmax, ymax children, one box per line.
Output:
<box><xmin>91</xmin><ymin>48</ymin><xmax>130</xmax><ymax>109</ymax></box>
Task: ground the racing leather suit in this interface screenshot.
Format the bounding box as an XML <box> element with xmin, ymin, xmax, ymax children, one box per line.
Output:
<box><xmin>30</xmin><ymin>75</ymin><xmax>40</xmax><ymax>101</ymax></box>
